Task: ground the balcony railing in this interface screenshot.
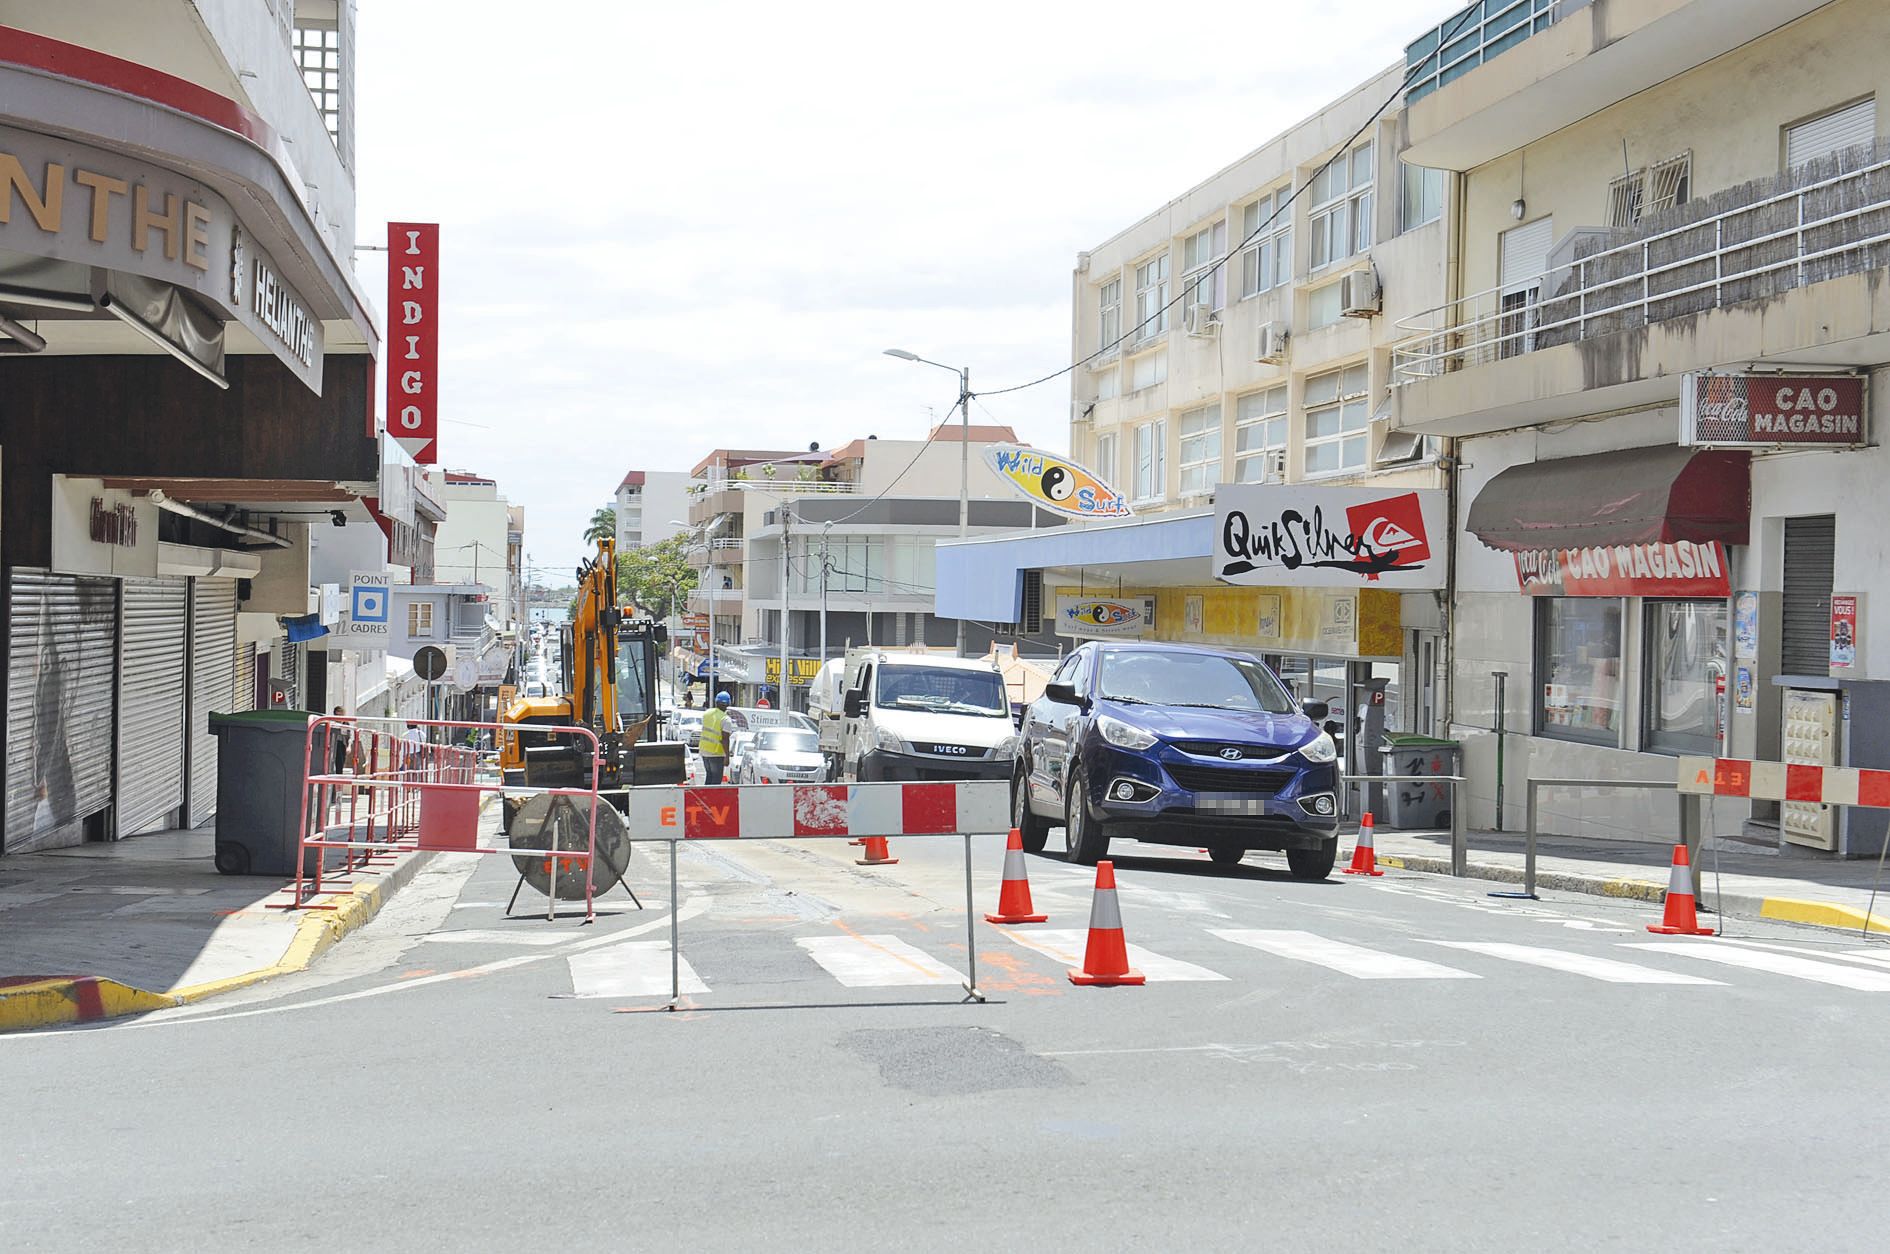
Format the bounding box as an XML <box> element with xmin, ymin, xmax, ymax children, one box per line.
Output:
<box><xmin>1405</xmin><ymin>0</ymin><xmax>1565</xmax><ymax>105</ymax></box>
<box><xmin>1393</xmin><ymin>145</ymin><xmax>1890</xmax><ymax>385</ymax></box>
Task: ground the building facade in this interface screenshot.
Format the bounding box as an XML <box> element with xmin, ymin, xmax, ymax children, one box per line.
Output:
<box><xmin>614</xmin><ymin>469</ymin><xmax>690</xmax><ymax>553</ymax></box>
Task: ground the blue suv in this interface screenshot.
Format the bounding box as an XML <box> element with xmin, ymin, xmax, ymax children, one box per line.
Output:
<box><xmin>1013</xmin><ymin>642</ymin><xmax>1340</xmax><ymax>878</ymax></box>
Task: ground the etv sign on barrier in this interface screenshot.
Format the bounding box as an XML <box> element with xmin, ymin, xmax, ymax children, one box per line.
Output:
<box><xmin>1213</xmin><ymin>485</ymin><xmax>1445</xmax><ymax>590</ymax></box>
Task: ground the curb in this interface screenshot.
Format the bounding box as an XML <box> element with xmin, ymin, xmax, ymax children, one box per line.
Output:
<box><xmin>1377</xmin><ymin>852</ymin><xmax>1890</xmax><ymax>936</ymax></box>
<box><xmin>0</xmin><ymin>850</ymin><xmax>435</xmax><ymax>1034</ymax></box>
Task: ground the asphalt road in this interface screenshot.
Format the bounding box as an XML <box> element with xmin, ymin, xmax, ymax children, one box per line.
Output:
<box><xmin>6</xmin><ymin>826</ymin><xmax>1890</xmax><ymax>1252</ymax></box>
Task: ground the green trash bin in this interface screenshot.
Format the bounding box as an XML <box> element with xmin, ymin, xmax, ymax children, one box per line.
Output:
<box><xmin>208</xmin><ymin>709</ymin><xmax>328</xmax><ymax>877</ymax></box>
<box><xmin>1378</xmin><ymin>734</ymin><xmax>1461</xmax><ymax>830</ymax></box>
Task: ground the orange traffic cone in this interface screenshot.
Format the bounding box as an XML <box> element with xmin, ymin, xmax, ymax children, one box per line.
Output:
<box><xmin>1343</xmin><ymin>811</ymin><xmax>1383</xmax><ymax>877</ymax></box>
<box><xmin>985</xmin><ymin>828</ymin><xmax>1048</xmax><ymax>924</ymax></box>
<box><xmin>1647</xmin><ymin>841</ymin><xmax>1714</xmax><ymax>935</ymax></box>
<box><xmin>1068</xmin><ymin>860</ymin><xmax>1145</xmax><ymax>986</ymax></box>
<box><xmin>855</xmin><ymin>835</ymin><xmax>898</xmax><ymax>866</ymax></box>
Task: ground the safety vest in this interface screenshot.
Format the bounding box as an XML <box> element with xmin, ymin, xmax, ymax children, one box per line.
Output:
<box><xmin>700</xmin><ymin>708</ymin><xmax>730</xmax><ymax>756</ymax></box>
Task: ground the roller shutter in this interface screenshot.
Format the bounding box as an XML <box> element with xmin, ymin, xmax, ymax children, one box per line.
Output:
<box><xmin>5</xmin><ymin>570</ymin><xmax>118</xmax><ymax>853</ymax></box>
<box><xmin>117</xmin><ymin>577</ymin><xmax>189</xmax><ymax>837</ymax></box>
<box><xmin>1782</xmin><ymin>516</ymin><xmax>1836</xmax><ymax>675</ymax></box>
<box><xmin>279</xmin><ymin>639</ymin><xmax>301</xmax><ymax>708</ymax></box>
<box><xmin>188</xmin><ymin>579</ymin><xmax>238</xmax><ymax>827</ymax></box>
<box><xmin>234</xmin><ymin>639</ymin><xmax>258</xmax><ymax>712</ymax></box>
<box><xmin>1785</xmin><ymin>98</ymin><xmax>1876</xmax><ymax>170</ymax></box>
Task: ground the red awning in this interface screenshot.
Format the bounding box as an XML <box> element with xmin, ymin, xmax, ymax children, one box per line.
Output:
<box><xmin>1466</xmin><ymin>446</ymin><xmax>1749</xmax><ymax>553</ymax></box>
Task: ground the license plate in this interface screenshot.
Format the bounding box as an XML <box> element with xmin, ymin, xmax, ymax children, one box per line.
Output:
<box><xmin>1198</xmin><ymin>793</ymin><xmax>1272</xmax><ymax>815</ymax></box>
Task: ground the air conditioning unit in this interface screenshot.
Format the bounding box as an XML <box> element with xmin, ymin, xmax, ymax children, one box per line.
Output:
<box><xmin>1340</xmin><ymin>269</ymin><xmax>1382</xmax><ymax>317</ymax></box>
<box><xmin>1256</xmin><ymin>321</ymin><xmax>1290</xmax><ymax>363</ymax></box>
<box><xmin>1184</xmin><ymin>303</ymin><xmax>1217</xmax><ymax>337</ymax></box>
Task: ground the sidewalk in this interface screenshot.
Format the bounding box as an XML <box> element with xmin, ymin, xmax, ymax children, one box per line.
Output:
<box><xmin>0</xmin><ymin>826</ymin><xmax>432</xmax><ymax>1032</ymax></box>
<box><xmin>1370</xmin><ymin>825</ymin><xmax>1890</xmax><ymax>935</ymax></box>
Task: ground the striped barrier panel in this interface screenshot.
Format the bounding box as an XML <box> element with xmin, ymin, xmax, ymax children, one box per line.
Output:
<box><xmin>623</xmin><ymin>780</ymin><xmax>1009</xmax><ymax>841</ymax></box>
<box><xmin>1677</xmin><ymin>756</ymin><xmax>1890</xmax><ymax>806</ymax></box>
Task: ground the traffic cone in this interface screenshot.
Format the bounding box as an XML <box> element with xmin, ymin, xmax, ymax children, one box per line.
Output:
<box><xmin>1343</xmin><ymin>811</ymin><xmax>1384</xmax><ymax>876</ymax></box>
<box><xmin>855</xmin><ymin>835</ymin><xmax>898</xmax><ymax>866</ymax></box>
<box><xmin>1647</xmin><ymin>841</ymin><xmax>1714</xmax><ymax>936</ymax></box>
<box><xmin>1068</xmin><ymin>861</ymin><xmax>1145</xmax><ymax>986</ymax></box>
<box><xmin>985</xmin><ymin>828</ymin><xmax>1048</xmax><ymax>924</ymax></box>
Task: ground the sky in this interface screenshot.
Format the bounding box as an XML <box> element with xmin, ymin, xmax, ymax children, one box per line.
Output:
<box><xmin>351</xmin><ymin>0</ymin><xmax>1465</xmax><ymax>576</ymax></box>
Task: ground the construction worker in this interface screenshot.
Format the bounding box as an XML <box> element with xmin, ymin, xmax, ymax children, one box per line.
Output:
<box><xmin>699</xmin><ymin>691</ymin><xmax>733</xmax><ymax>786</ymax></box>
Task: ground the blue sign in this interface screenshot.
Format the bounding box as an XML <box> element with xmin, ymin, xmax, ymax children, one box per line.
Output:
<box><xmin>351</xmin><ymin>583</ymin><xmax>388</xmax><ymax>623</ymax></box>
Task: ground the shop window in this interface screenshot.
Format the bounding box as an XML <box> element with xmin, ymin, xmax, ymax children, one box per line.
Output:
<box><xmin>1533</xmin><ymin>598</ymin><xmax>1622</xmax><ymax>746</ymax></box>
<box><xmin>1642</xmin><ymin>599</ymin><xmax>1728</xmax><ymax>756</ymax></box>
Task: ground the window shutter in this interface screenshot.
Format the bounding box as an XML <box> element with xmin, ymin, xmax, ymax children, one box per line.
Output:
<box><xmin>1499</xmin><ymin>216</ymin><xmax>1555</xmax><ymax>292</ymax></box>
<box><xmin>1781</xmin><ymin>515</ymin><xmax>1837</xmax><ymax>674</ymax></box>
<box><xmin>1786</xmin><ymin>98</ymin><xmax>1876</xmax><ymax>169</ymax></box>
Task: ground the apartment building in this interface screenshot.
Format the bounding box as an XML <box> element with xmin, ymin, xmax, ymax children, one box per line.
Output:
<box><xmin>1388</xmin><ymin>0</ymin><xmax>1887</xmax><ymax>855</ymax></box>
<box><xmin>940</xmin><ymin>62</ymin><xmax>1456</xmax><ymax>767</ymax></box>
<box><xmin>613</xmin><ymin>469</ymin><xmax>691</xmax><ymax>553</ymax></box>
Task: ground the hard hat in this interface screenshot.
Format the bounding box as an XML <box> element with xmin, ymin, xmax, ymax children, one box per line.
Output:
<box><xmin>714</xmin><ymin>691</ymin><xmax>731</xmax><ymax>706</ymax></box>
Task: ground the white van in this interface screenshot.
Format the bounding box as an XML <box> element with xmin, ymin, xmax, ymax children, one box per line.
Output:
<box><xmin>838</xmin><ymin>651</ymin><xmax>1018</xmax><ymax>782</ymax></box>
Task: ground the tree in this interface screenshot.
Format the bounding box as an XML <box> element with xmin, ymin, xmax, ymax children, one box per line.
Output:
<box><xmin>617</xmin><ymin>534</ymin><xmax>699</xmax><ymax>619</ymax></box>
<box><xmin>584</xmin><ymin>507</ymin><xmax>617</xmax><ymax>545</ymax></box>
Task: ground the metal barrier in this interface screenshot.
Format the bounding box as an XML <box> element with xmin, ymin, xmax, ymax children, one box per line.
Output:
<box><xmin>615</xmin><ymin>780</ymin><xmax>1011</xmax><ymax>1009</ymax></box>
<box><xmin>287</xmin><ymin>716</ymin><xmax>610</xmax><ymax>922</ymax></box>
<box><xmin>1521</xmin><ymin>777</ymin><xmax>1685</xmax><ymax>902</ymax></box>
<box><xmin>1343</xmin><ymin>773</ymin><xmax>1469</xmax><ymax>876</ymax></box>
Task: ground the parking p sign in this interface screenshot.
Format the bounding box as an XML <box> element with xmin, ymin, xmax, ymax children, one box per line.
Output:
<box><xmin>339</xmin><ymin>571</ymin><xmax>392</xmax><ymax>644</ymax></box>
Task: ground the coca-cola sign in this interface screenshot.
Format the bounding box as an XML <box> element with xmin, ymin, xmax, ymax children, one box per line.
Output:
<box><xmin>1680</xmin><ymin>372</ymin><xmax>1866</xmax><ymax>447</ymax></box>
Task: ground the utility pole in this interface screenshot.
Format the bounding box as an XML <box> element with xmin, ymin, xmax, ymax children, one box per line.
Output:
<box><xmin>955</xmin><ymin>365</ymin><xmax>970</xmax><ymax>658</ymax></box>
<box><xmin>779</xmin><ymin>501</ymin><xmax>792</xmax><ymax>711</ymax></box>
<box><xmin>819</xmin><ymin>520</ymin><xmax>832</xmax><ymax>682</ymax></box>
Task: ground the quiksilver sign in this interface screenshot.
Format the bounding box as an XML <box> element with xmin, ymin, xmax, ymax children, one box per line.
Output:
<box><xmin>1212</xmin><ymin>485</ymin><xmax>1447</xmax><ymax>590</ymax></box>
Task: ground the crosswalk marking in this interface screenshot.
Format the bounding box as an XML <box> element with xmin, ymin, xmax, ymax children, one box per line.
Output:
<box><xmin>999</xmin><ymin>928</ymin><xmax>1229</xmax><ymax>981</ymax></box>
<box><xmin>422</xmin><ymin>930</ymin><xmax>576</xmax><ymax>947</ymax></box>
<box><xmin>1423</xmin><ymin>941</ymin><xmax>1722</xmax><ymax>985</ymax></box>
<box><xmin>1839</xmin><ymin>948</ymin><xmax>1890</xmax><ymax>970</ymax></box>
<box><xmin>1211</xmin><ymin>929</ymin><xmax>1478</xmax><ymax>980</ymax></box>
<box><xmin>1623</xmin><ymin>942</ymin><xmax>1890</xmax><ymax>991</ymax></box>
<box><xmin>567</xmin><ymin>942</ymin><xmax>708</xmax><ymax>997</ymax></box>
<box><xmin>795</xmin><ymin>935</ymin><xmax>963</xmax><ymax>987</ymax></box>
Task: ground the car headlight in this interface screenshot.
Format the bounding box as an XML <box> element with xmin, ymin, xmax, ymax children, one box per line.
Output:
<box><xmin>1098</xmin><ymin>715</ymin><xmax>1158</xmax><ymax>751</ymax></box>
<box><xmin>873</xmin><ymin>725</ymin><xmax>906</xmax><ymax>753</ymax></box>
<box><xmin>993</xmin><ymin>734</ymin><xmax>1020</xmax><ymax>760</ymax></box>
<box><xmin>1298</xmin><ymin>731</ymin><xmax>1337</xmax><ymax>763</ymax></box>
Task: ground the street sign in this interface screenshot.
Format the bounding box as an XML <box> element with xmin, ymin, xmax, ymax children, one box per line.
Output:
<box><xmin>453</xmin><ymin>656</ymin><xmax>479</xmax><ymax>692</ymax></box>
<box><xmin>414</xmin><ymin>645</ymin><xmax>448</xmax><ymax>682</ymax></box>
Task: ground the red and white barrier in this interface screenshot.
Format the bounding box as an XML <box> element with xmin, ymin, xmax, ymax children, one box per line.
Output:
<box><xmin>625</xmin><ymin>780</ymin><xmax>1009</xmax><ymax>841</ymax></box>
<box><xmin>1678</xmin><ymin>756</ymin><xmax>1890</xmax><ymax>807</ymax></box>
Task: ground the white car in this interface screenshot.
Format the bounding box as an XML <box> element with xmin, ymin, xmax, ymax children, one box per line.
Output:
<box><xmin>671</xmin><ymin>708</ymin><xmax>705</xmax><ymax>747</ymax></box>
<box><xmin>725</xmin><ymin>731</ymin><xmax>756</xmax><ymax>781</ymax></box>
<box><xmin>740</xmin><ymin>727</ymin><xmax>826</xmax><ymax>784</ymax></box>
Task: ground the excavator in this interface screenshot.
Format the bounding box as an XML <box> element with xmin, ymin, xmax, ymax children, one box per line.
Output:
<box><xmin>499</xmin><ymin>540</ymin><xmax>686</xmax><ymax>898</ymax></box>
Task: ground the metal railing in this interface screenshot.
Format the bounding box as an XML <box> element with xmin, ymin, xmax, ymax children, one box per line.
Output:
<box><xmin>1392</xmin><ymin>151</ymin><xmax>1890</xmax><ymax>384</ymax></box>
<box><xmin>1344</xmin><ymin>772</ymin><xmax>1469</xmax><ymax>877</ymax></box>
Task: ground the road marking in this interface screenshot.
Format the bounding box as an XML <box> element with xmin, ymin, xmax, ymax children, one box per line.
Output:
<box><xmin>1839</xmin><ymin>948</ymin><xmax>1890</xmax><ymax>970</ymax></box>
<box><xmin>1623</xmin><ymin>942</ymin><xmax>1890</xmax><ymax>990</ymax></box>
<box><xmin>567</xmin><ymin>942</ymin><xmax>707</xmax><ymax>997</ymax></box>
<box><xmin>418</xmin><ymin>929</ymin><xmax>576</xmax><ymax>947</ymax></box>
<box><xmin>999</xmin><ymin>928</ymin><xmax>1228</xmax><ymax>981</ymax></box>
<box><xmin>1423</xmin><ymin>941</ymin><xmax>1722</xmax><ymax>984</ymax></box>
<box><xmin>796</xmin><ymin>934</ymin><xmax>963</xmax><ymax>986</ymax></box>
<box><xmin>1210</xmin><ymin>929</ymin><xmax>1478</xmax><ymax>980</ymax></box>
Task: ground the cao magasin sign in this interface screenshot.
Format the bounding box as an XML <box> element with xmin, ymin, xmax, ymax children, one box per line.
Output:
<box><xmin>1513</xmin><ymin>541</ymin><xmax>1729</xmax><ymax>597</ymax></box>
<box><xmin>1680</xmin><ymin>372</ymin><xmax>1866</xmax><ymax>447</ymax></box>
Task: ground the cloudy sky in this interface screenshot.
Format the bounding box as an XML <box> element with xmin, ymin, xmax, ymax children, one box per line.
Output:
<box><xmin>351</xmin><ymin>0</ymin><xmax>1463</xmax><ymax>575</ymax></box>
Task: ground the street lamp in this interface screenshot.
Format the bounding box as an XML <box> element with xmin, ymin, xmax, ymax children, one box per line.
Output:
<box><xmin>670</xmin><ymin>516</ymin><xmax>717</xmax><ymax>706</ymax></box>
<box><xmin>885</xmin><ymin>347</ymin><xmax>971</xmax><ymax>657</ymax></box>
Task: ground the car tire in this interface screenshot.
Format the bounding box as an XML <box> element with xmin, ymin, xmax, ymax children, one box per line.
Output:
<box><xmin>1013</xmin><ymin>768</ymin><xmax>1050</xmax><ymax>854</ymax></box>
<box><xmin>1064</xmin><ymin>771</ymin><xmax>1109</xmax><ymax>865</ymax></box>
<box><xmin>1208</xmin><ymin>846</ymin><xmax>1245</xmax><ymax>867</ymax></box>
<box><xmin>1287</xmin><ymin>843</ymin><xmax>1337</xmax><ymax>881</ymax></box>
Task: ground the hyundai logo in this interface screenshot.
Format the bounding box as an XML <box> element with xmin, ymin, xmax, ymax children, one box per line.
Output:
<box><xmin>1219</xmin><ymin>747</ymin><xmax>1243</xmax><ymax>761</ymax></box>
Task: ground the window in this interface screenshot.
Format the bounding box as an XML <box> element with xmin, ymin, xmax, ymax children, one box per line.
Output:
<box><xmin>1240</xmin><ymin>189</ymin><xmax>1293</xmax><ymax>297</ymax></box>
<box><xmin>1643</xmin><ymin>600</ymin><xmax>1728</xmax><ymax>755</ymax></box>
<box><xmin>292</xmin><ymin>23</ymin><xmax>343</xmax><ymax>144</ymax></box>
<box><xmin>1234</xmin><ymin>387</ymin><xmax>1287</xmax><ymax>482</ymax></box>
<box><xmin>1132</xmin><ymin>419</ymin><xmax>1166</xmax><ymax>502</ymax></box>
<box><xmin>408</xmin><ymin>601</ymin><xmax>434</xmax><ymax>638</ymax></box>
<box><xmin>1784</xmin><ymin>97</ymin><xmax>1876</xmax><ymax>170</ymax></box>
<box><xmin>1128</xmin><ymin>350</ymin><xmax>1167</xmax><ymax>392</ymax></box>
<box><xmin>1310</xmin><ymin>140</ymin><xmax>1373</xmax><ymax>269</ymax></box>
<box><xmin>1606</xmin><ymin>153</ymin><xmax>1690</xmax><ymax>228</ymax></box>
<box><xmin>1535</xmin><ymin>598</ymin><xmax>1623</xmax><ymax>746</ymax></box>
<box><xmin>1096</xmin><ymin>369</ymin><xmax>1119</xmax><ymax>400</ymax></box>
<box><xmin>1303</xmin><ymin>363</ymin><xmax>1370</xmax><ymax>475</ymax></box>
<box><xmin>1094</xmin><ymin>433</ymin><xmax>1118</xmax><ymax>484</ymax></box>
<box><xmin>1098</xmin><ymin>278</ymin><xmax>1121</xmax><ymax>353</ymax></box>
<box><xmin>1307</xmin><ymin>281</ymin><xmax>1344</xmax><ymax>329</ymax></box>
<box><xmin>1399</xmin><ymin>163</ymin><xmax>1445</xmax><ymax>231</ymax></box>
<box><xmin>1177</xmin><ymin>404</ymin><xmax>1222</xmax><ymax>496</ymax></box>
<box><xmin>1132</xmin><ymin>254</ymin><xmax>1170</xmax><ymax>343</ymax></box>
<box><xmin>1181</xmin><ymin>221</ymin><xmax>1227</xmax><ymax>312</ymax></box>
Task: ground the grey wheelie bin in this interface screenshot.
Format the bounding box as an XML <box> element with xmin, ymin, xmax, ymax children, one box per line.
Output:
<box><xmin>208</xmin><ymin>709</ymin><xmax>326</xmax><ymax>876</ymax></box>
<box><xmin>1377</xmin><ymin>733</ymin><xmax>1461</xmax><ymax>830</ymax></box>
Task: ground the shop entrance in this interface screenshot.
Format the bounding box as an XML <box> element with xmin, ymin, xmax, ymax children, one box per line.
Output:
<box><xmin>1267</xmin><ymin>654</ymin><xmax>1404</xmax><ymax>807</ymax></box>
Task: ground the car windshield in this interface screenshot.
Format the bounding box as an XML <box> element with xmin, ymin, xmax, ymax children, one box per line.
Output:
<box><xmin>1096</xmin><ymin>650</ymin><xmax>1297</xmax><ymax>714</ymax></box>
<box><xmin>757</xmin><ymin>729</ymin><xmax>818</xmax><ymax>753</ymax></box>
<box><xmin>875</xmin><ymin>665</ymin><xmax>1008</xmax><ymax>716</ymax></box>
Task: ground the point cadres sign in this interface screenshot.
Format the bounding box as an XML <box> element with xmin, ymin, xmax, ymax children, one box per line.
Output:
<box><xmin>1212</xmin><ymin>486</ymin><xmax>1446</xmax><ymax>589</ymax></box>
<box><xmin>387</xmin><ymin>222</ymin><xmax>439</xmax><ymax>464</ymax></box>
<box><xmin>1680</xmin><ymin>372</ymin><xmax>1866</xmax><ymax>447</ymax></box>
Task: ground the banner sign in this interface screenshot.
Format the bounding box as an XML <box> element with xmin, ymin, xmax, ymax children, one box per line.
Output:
<box><xmin>763</xmin><ymin>656</ymin><xmax>823</xmax><ymax>686</ymax></box>
<box><xmin>387</xmin><ymin>222</ymin><xmax>439</xmax><ymax>463</ymax></box>
<box><xmin>1212</xmin><ymin>486</ymin><xmax>1446</xmax><ymax>589</ymax></box>
<box><xmin>1680</xmin><ymin>372</ymin><xmax>1866</xmax><ymax>447</ymax></box>
<box><xmin>982</xmin><ymin>444</ymin><xmax>1131</xmax><ymax>519</ymax></box>
<box><xmin>335</xmin><ymin>570</ymin><xmax>392</xmax><ymax>643</ymax></box>
<box><xmin>1831</xmin><ymin>595</ymin><xmax>1859</xmax><ymax>671</ymax></box>
<box><xmin>1512</xmin><ymin>541</ymin><xmax>1729</xmax><ymax>597</ymax></box>
<box><xmin>1053</xmin><ymin>595</ymin><xmax>1156</xmax><ymax>638</ymax></box>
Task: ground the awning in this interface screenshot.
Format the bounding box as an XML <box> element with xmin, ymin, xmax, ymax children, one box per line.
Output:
<box><xmin>1467</xmin><ymin>447</ymin><xmax>1750</xmax><ymax>553</ymax></box>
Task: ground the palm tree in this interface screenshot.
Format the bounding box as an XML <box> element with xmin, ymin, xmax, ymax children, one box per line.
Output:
<box><xmin>584</xmin><ymin>507</ymin><xmax>617</xmax><ymax>545</ymax></box>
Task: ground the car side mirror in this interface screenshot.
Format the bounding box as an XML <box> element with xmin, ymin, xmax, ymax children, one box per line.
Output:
<box><xmin>1045</xmin><ymin>681</ymin><xmax>1081</xmax><ymax>706</ymax></box>
<box><xmin>844</xmin><ymin>691</ymin><xmax>863</xmax><ymax>718</ymax></box>
<box><xmin>1300</xmin><ymin>699</ymin><xmax>1330</xmax><ymax>721</ymax></box>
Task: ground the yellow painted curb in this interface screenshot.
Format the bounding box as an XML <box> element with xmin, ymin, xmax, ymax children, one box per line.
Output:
<box><xmin>0</xmin><ymin>977</ymin><xmax>179</xmax><ymax>1033</ymax></box>
<box><xmin>1758</xmin><ymin>896</ymin><xmax>1890</xmax><ymax>935</ymax></box>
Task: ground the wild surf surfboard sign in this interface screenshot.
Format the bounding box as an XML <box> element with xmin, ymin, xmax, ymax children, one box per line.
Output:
<box><xmin>1212</xmin><ymin>485</ymin><xmax>1446</xmax><ymax>589</ymax></box>
<box><xmin>982</xmin><ymin>444</ymin><xmax>1133</xmax><ymax>520</ymax></box>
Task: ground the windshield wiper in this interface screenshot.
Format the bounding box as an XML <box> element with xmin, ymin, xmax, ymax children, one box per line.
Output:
<box><xmin>1099</xmin><ymin>694</ymin><xmax>1150</xmax><ymax>705</ymax></box>
<box><xmin>1165</xmin><ymin>701</ymin><xmax>1265</xmax><ymax>711</ymax></box>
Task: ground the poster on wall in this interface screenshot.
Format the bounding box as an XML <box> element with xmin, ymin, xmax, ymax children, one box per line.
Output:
<box><xmin>1734</xmin><ymin>664</ymin><xmax>1755</xmax><ymax>711</ymax></box>
<box><xmin>1733</xmin><ymin>591</ymin><xmax>1758</xmax><ymax>660</ymax></box>
<box><xmin>1831</xmin><ymin>595</ymin><xmax>1859</xmax><ymax>671</ymax></box>
<box><xmin>1054</xmin><ymin>596</ymin><xmax>1156</xmax><ymax>639</ymax></box>
<box><xmin>1212</xmin><ymin>486</ymin><xmax>1446</xmax><ymax>589</ymax></box>
<box><xmin>1184</xmin><ymin>595</ymin><xmax>1204</xmax><ymax>636</ymax></box>
<box><xmin>1255</xmin><ymin>594</ymin><xmax>1281</xmax><ymax>639</ymax></box>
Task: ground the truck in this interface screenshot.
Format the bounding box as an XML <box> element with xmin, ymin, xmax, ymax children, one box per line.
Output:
<box><xmin>826</xmin><ymin>649</ymin><xmax>1020</xmax><ymax>783</ymax></box>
